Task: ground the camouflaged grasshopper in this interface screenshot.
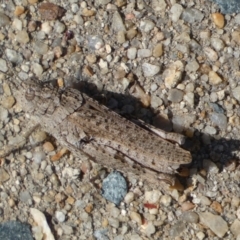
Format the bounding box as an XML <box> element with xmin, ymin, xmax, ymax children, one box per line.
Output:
<box><xmin>1</xmin><ymin>76</ymin><xmax>191</xmax><ymax>186</ymax></box>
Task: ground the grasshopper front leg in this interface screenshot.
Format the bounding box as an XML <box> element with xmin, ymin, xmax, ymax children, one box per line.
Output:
<box><xmin>0</xmin><ymin>124</ymin><xmax>40</xmax><ymax>158</ymax></box>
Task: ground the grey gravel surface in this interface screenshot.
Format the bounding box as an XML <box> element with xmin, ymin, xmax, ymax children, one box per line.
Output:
<box><xmin>0</xmin><ymin>0</ymin><xmax>240</xmax><ymax>239</ymax></box>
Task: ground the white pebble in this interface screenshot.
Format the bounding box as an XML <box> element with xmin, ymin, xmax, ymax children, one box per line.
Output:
<box><xmin>141</xmin><ymin>221</ymin><xmax>156</xmax><ymax>236</ymax></box>
<box><xmin>170</xmin><ymin>4</ymin><xmax>183</xmax><ymax>22</ymax></box>
<box><xmin>99</xmin><ymin>59</ymin><xmax>108</xmax><ymax>69</ymax></box>
<box><xmin>145</xmin><ymin>190</ymin><xmax>161</xmax><ymax>203</ymax></box>
<box><xmin>55</xmin><ymin>211</ymin><xmax>66</xmax><ymax>223</ymax></box>
<box><xmin>33</xmin><ymin>151</ymin><xmax>46</xmax><ymax>164</ymax></box>
<box><xmin>142</xmin><ymin>63</ymin><xmax>160</xmax><ymax>77</ymax></box>
<box><xmin>71</xmin><ymin>3</ymin><xmax>79</xmax><ymax>13</ymax></box>
<box><xmin>204</xmin><ymin>47</ymin><xmax>218</xmax><ymax>61</ymax></box>
<box><xmin>163</xmin><ymin>60</ymin><xmax>184</xmax><ymax>88</ymax></box>
<box><xmin>12</xmin><ymin>18</ymin><xmax>22</xmax><ymax>30</ymax></box>
<box><xmin>137</xmin><ymin>49</ymin><xmax>152</xmax><ymax>58</ymax></box>
<box><xmin>236</xmin><ymin>207</ymin><xmax>240</xmax><ymax>220</ymax></box>
<box><xmin>41</xmin><ymin>22</ymin><xmax>52</xmax><ymax>34</ymax></box>
<box><xmin>32</xmin><ymin>63</ymin><xmax>43</xmax><ymax>77</ymax></box>
<box><xmin>160</xmin><ymin>195</ymin><xmax>172</xmax><ymax>207</ymax></box>
<box><xmin>209</xmin><ymin>71</ymin><xmax>222</xmax><ymax>85</ymax></box>
<box><xmin>130</xmin><ymin>211</ymin><xmax>142</xmax><ymax>225</ymax></box>
<box><xmin>124</xmin><ymin>192</ymin><xmax>134</xmax><ymax>204</ymax></box>
<box><xmin>127</xmin><ymin>48</ymin><xmax>137</xmax><ymax>59</ymax></box>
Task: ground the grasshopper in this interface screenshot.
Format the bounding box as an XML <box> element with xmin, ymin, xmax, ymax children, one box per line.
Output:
<box><xmin>1</xmin><ymin>76</ymin><xmax>191</xmax><ymax>186</ymax></box>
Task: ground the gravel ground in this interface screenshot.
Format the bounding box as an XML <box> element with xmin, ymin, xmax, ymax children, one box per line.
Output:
<box><xmin>0</xmin><ymin>0</ymin><xmax>240</xmax><ymax>239</ymax></box>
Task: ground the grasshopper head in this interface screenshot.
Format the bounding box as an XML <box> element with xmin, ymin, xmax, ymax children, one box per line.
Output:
<box><xmin>17</xmin><ymin>79</ymin><xmax>57</xmax><ymax>115</ymax></box>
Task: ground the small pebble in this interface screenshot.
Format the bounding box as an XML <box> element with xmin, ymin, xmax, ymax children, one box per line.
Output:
<box><xmin>55</xmin><ymin>211</ymin><xmax>66</xmax><ymax>223</ymax></box>
<box><xmin>232</xmin><ymin>197</ymin><xmax>240</xmax><ymax>207</ymax></box>
<box><xmin>211</xmin><ymin>201</ymin><xmax>222</xmax><ymax>213</ymax></box>
<box><xmin>5</xmin><ymin>48</ymin><xmax>23</xmax><ymax>64</ymax></box>
<box><xmin>204</xmin><ymin>47</ymin><xmax>218</xmax><ymax>61</ymax></box>
<box><xmin>142</xmin><ymin>63</ymin><xmax>160</xmax><ymax>77</ymax></box>
<box><xmin>108</xmin><ymin>217</ymin><xmax>119</xmax><ymax>228</ymax></box>
<box><xmin>137</xmin><ymin>49</ymin><xmax>152</xmax><ymax>58</ymax></box>
<box><xmin>208</xmin><ymin>71</ymin><xmax>222</xmax><ymax>85</ymax></box>
<box><xmin>117</xmin><ymin>30</ymin><xmax>125</xmax><ymax>43</ymax></box>
<box><xmin>19</xmin><ymin>190</ymin><xmax>31</xmax><ymax>203</ymax></box>
<box><xmin>41</xmin><ymin>22</ymin><xmax>52</xmax><ymax>34</ymax></box>
<box><xmin>199</xmin><ymin>212</ymin><xmax>228</xmax><ymax>238</ymax></box>
<box><xmin>54</xmin><ymin>21</ymin><xmax>66</xmax><ymax>33</ymax></box>
<box><xmin>124</xmin><ymin>192</ymin><xmax>134</xmax><ymax>204</ymax></box>
<box><xmin>112</xmin><ymin>11</ymin><xmax>126</xmax><ymax>32</ymax></box>
<box><xmin>160</xmin><ymin>195</ymin><xmax>172</xmax><ymax>207</ymax></box>
<box><xmin>181</xmin><ymin>211</ymin><xmax>199</xmax><ymax>223</ymax></box>
<box><xmin>33</xmin><ymin>151</ymin><xmax>46</xmax><ymax>164</ymax></box>
<box><xmin>181</xmin><ymin>8</ymin><xmax>204</xmax><ymax>23</ymax></box>
<box><xmin>15</xmin><ymin>30</ymin><xmax>30</xmax><ymax>44</ymax></box>
<box><xmin>8</xmin><ymin>198</ymin><xmax>15</xmax><ymax>208</ymax></box>
<box><xmin>185</xmin><ymin>60</ymin><xmax>199</xmax><ymax>72</ymax></box>
<box><xmin>209</xmin><ymin>112</ymin><xmax>227</xmax><ymax>130</ymax></box>
<box><xmin>43</xmin><ymin>142</ymin><xmax>55</xmax><ymax>152</ymax></box>
<box><xmin>232</xmin><ymin>86</ymin><xmax>240</xmax><ymax>102</ymax></box>
<box><xmin>86</xmin><ymin>54</ymin><xmax>97</xmax><ymax>63</ymax></box>
<box><xmin>62</xmin><ymin>225</ymin><xmax>73</xmax><ymax>235</ymax></box>
<box><xmin>102</xmin><ymin>172</ymin><xmax>127</xmax><ymax>206</ymax></box>
<box><xmin>0</xmin><ymin>169</ymin><xmax>10</xmax><ymax>182</ymax></box>
<box><xmin>1</xmin><ymin>96</ymin><xmax>15</xmax><ymax>109</ymax></box>
<box><xmin>212</xmin><ymin>13</ymin><xmax>225</xmax><ymax>28</ymax></box>
<box><xmin>145</xmin><ymin>190</ymin><xmax>161</xmax><ymax>203</ymax></box>
<box><xmin>88</xmin><ymin>35</ymin><xmax>104</xmax><ymax>50</ymax></box>
<box><xmin>181</xmin><ymin>201</ymin><xmax>195</xmax><ymax>211</ymax></box>
<box><xmin>12</xmin><ymin>18</ymin><xmax>22</xmax><ymax>31</ymax></box>
<box><xmin>33</xmin><ymin>41</ymin><xmax>49</xmax><ymax>55</ymax></box>
<box><xmin>163</xmin><ymin>61</ymin><xmax>184</xmax><ymax>89</ymax></box>
<box><xmin>14</xmin><ymin>6</ymin><xmax>25</xmax><ymax>16</ymax></box>
<box><xmin>141</xmin><ymin>221</ymin><xmax>156</xmax><ymax>236</ymax></box>
<box><xmin>0</xmin><ymin>13</ymin><xmax>10</xmax><ymax>27</ymax></box>
<box><xmin>200</xmin><ymin>196</ymin><xmax>211</xmax><ymax>206</ymax></box>
<box><xmin>211</xmin><ymin>37</ymin><xmax>225</xmax><ymax>51</ymax></box>
<box><xmin>32</xmin><ymin>63</ymin><xmax>43</xmax><ymax>77</ymax></box>
<box><xmin>0</xmin><ymin>58</ymin><xmax>8</xmax><ymax>72</ymax></box>
<box><xmin>126</xmin><ymin>29</ymin><xmax>137</xmax><ymax>40</ymax></box>
<box><xmin>231</xmin><ymin>219</ymin><xmax>240</xmax><ymax>237</ymax></box>
<box><xmin>169</xmin><ymin>221</ymin><xmax>186</xmax><ymax>238</ymax></box>
<box><xmin>140</xmin><ymin>19</ymin><xmax>155</xmax><ymax>32</ymax></box>
<box><xmin>32</xmin><ymin>130</ymin><xmax>47</xmax><ymax>143</ymax></box>
<box><xmin>151</xmin><ymin>95</ymin><xmax>163</xmax><ymax>108</ymax></box>
<box><xmin>129</xmin><ymin>211</ymin><xmax>142</xmax><ymax>225</ymax></box>
<box><xmin>153</xmin><ymin>43</ymin><xmax>163</xmax><ymax>57</ymax></box>
<box><xmin>28</xmin><ymin>21</ymin><xmax>37</xmax><ymax>32</ymax></box>
<box><xmin>127</xmin><ymin>48</ymin><xmax>137</xmax><ymax>60</ymax></box>
<box><xmin>196</xmin><ymin>232</ymin><xmax>205</xmax><ymax>240</ymax></box>
<box><xmin>38</xmin><ymin>3</ymin><xmax>64</xmax><ymax>21</ymax></box>
<box><xmin>81</xmin><ymin>8</ymin><xmax>96</xmax><ymax>17</ymax></box>
<box><xmin>204</xmin><ymin>126</ymin><xmax>217</xmax><ymax>135</ymax></box>
<box><xmin>168</xmin><ymin>89</ymin><xmax>184</xmax><ymax>103</ymax></box>
<box><xmin>115</xmin><ymin>0</ymin><xmax>127</xmax><ymax>7</ymax></box>
<box><xmin>237</xmin><ymin>207</ymin><xmax>240</xmax><ymax>220</ymax></box>
<box><xmin>184</xmin><ymin>92</ymin><xmax>194</xmax><ymax>107</ymax></box>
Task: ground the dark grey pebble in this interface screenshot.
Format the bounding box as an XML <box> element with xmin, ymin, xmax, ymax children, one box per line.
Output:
<box><xmin>210</xmin><ymin>0</ymin><xmax>240</xmax><ymax>14</ymax></box>
<box><xmin>0</xmin><ymin>221</ymin><xmax>33</xmax><ymax>240</ymax></box>
<box><xmin>101</xmin><ymin>171</ymin><xmax>128</xmax><ymax>206</ymax></box>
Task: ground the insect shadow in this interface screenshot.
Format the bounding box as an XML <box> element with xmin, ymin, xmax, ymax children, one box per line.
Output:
<box><xmin>56</xmin><ymin>73</ymin><xmax>240</xmax><ymax>178</ymax></box>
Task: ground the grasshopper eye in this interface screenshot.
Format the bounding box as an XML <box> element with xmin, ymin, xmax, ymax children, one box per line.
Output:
<box><xmin>25</xmin><ymin>88</ymin><xmax>35</xmax><ymax>101</ymax></box>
